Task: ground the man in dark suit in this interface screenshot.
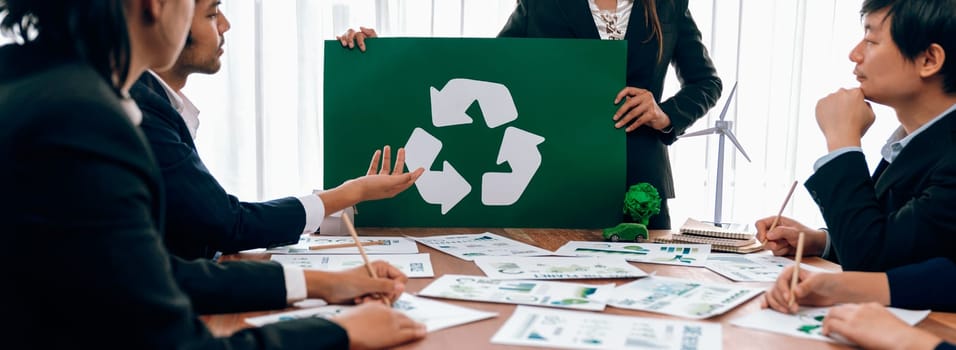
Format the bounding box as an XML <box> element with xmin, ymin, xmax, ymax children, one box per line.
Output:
<box><xmin>1</xmin><ymin>0</ymin><xmax>425</xmax><ymax>348</ymax></box>
<box><xmin>757</xmin><ymin>0</ymin><xmax>956</xmax><ymax>272</ymax></box>
<box><xmin>132</xmin><ymin>0</ymin><xmax>423</xmax><ymax>260</ymax></box>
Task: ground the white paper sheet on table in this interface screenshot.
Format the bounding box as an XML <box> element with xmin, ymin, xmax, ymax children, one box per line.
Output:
<box><xmin>265</xmin><ymin>235</ymin><xmax>418</xmax><ymax>254</ymax></box>
<box><xmin>554</xmin><ymin>241</ymin><xmax>711</xmax><ymax>267</ymax></box>
<box><xmin>409</xmin><ymin>232</ymin><xmax>556</xmax><ymax>261</ymax></box>
<box><xmin>244</xmin><ymin>293</ymin><xmax>497</xmax><ymax>332</ymax></box>
<box><xmin>417</xmin><ymin>274</ymin><xmax>614</xmax><ymax>311</ymax></box>
<box><xmin>270</xmin><ymin>253</ymin><xmax>434</xmax><ymax>278</ymax></box>
<box><xmin>730</xmin><ymin>306</ymin><xmax>930</xmax><ymax>344</ymax></box>
<box><xmin>473</xmin><ymin>256</ymin><xmax>648</xmax><ymax>280</ymax></box>
<box><xmin>491</xmin><ymin>305</ymin><xmax>722</xmax><ymax>350</ymax></box>
<box><xmin>607</xmin><ymin>276</ymin><xmax>764</xmax><ymax>319</ymax></box>
<box><xmin>704</xmin><ymin>253</ymin><xmax>830</xmax><ymax>282</ymax></box>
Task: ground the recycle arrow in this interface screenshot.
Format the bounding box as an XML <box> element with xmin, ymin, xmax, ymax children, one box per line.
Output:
<box><xmin>430</xmin><ymin>78</ymin><xmax>518</xmax><ymax>128</ymax></box>
<box><xmin>403</xmin><ymin>127</ymin><xmax>471</xmax><ymax>214</ymax></box>
<box><xmin>482</xmin><ymin>126</ymin><xmax>545</xmax><ymax>206</ymax></box>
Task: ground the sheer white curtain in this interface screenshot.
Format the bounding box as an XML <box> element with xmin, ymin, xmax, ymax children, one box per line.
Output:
<box><xmin>668</xmin><ymin>0</ymin><xmax>897</xmax><ymax>228</ymax></box>
<box><xmin>188</xmin><ymin>0</ymin><xmax>895</xmax><ymax>228</ymax></box>
<box><xmin>183</xmin><ymin>0</ymin><xmax>516</xmax><ymax>202</ymax></box>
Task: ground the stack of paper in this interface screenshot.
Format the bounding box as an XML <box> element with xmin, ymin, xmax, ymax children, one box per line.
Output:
<box><xmin>652</xmin><ymin>218</ymin><xmax>764</xmax><ymax>254</ymax></box>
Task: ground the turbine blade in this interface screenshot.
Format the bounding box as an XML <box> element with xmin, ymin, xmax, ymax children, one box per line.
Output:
<box><xmin>679</xmin><ymin>127</ymin><xmax>720</xmax><ymax>138</ymax></box>
<box><xmin>717</xmin><ymin>82</ymin><xmax>738</xmax><ymax>121</ymax></box>
<box><xmin>724</xmin><ymin>130</ymin><xmax>752</xmax><ymax>162</ymax></box>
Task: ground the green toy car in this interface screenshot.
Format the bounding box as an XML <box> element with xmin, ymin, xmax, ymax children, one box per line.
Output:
<box><xmin>602</xmin><ymin>223</ymin><xmax>649</xmax><ymax>242</ymax></box>
<box><xmin>602</xmin><ymin>183</ymin><xmax>659</xmax><ymax>242</ymax></box>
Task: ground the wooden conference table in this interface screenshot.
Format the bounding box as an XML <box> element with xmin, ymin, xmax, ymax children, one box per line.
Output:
<box><xmin>202</xmin><ymin>228</ymin><xmax>956</xmax><ymax>349</ymax></box>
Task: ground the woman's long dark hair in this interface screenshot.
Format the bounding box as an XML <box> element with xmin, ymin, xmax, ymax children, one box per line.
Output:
<box><xmin>0</xmin><ymin>0</ymin><xmax>131</xmax><ymax>94</ymax></box>
<box><xmin>641</xmin><ymin>0</ymin><xmax>665</xmax><ymax>62</ymax></box>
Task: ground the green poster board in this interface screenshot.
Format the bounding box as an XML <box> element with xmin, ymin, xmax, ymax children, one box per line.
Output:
<box><xmin>324</xmin><ymin>38</ymin><xmax>626</xmax><ymax>228</ymax></box>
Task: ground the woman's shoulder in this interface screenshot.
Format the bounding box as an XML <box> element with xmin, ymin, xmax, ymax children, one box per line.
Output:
<box><xmin>6</xmin><ymin>62</ymin><xmax>131</xmax><ymax>129</ymax></box>
<box><xmin>0</xmin><ymin>56</ymin><xmax>144</xmax><ymax>161</ymax></box>
<box><xmin>660</xmin><ymin>0</ymin><xmax>690</xmax><ymax>14</ymax></box>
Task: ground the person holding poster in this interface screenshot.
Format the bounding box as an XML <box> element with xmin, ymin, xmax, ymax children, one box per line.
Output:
<box><xmin>340</xmin><ymin>0</ymin><xmax>723</xmax><ymax>229</ymax></box>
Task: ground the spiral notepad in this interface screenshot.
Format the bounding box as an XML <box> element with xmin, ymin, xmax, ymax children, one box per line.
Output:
<box><xmin>653</xmin><ymin>236</ymin><xmax>764</xmax><ymax>254</ymax></box>
<box><xmin>679</xmin><ymin>218</ymin><xmax>755</xmax><ymax>240</ymax></box>
<box><xmin>667</xmin><ymin>233</ymin><xmax>755</xmax><ymax>247</ymax></box>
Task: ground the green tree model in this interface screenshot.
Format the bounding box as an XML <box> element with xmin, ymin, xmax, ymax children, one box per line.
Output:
<box><xmin>623</xmin><ymin>182</ymin><xmax>661</xmax><ymax>225</ymax></box>
<box><xmin>603</xmin><ymin>183</ymin><xmax>661</xmax><ymax>242</ymax></box>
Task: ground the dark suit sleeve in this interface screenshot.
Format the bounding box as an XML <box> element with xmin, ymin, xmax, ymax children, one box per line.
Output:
<box><xmin>170</xmin><ymin>257</ymin><xmax>289</xmax><ymax>314</ymax></box>
<box><xmin>887</xmin><ymin>258</ymin><xmax>956</xmax><ymax>312</ymax></box>
<box><xmin>805</xmin><ymin>152</ymin><xmax>956</xmax><ymax>271</ymax></box>
<box><xmin>10</xmin><ymin>95</ymin><xmax>347</xmax><ymax>349</ymax></box>
<box><xmin>658</xmin><ymin>0</ymin><xmax>722</xmax><ymax>145</ymax></box>
<box><xmin>498</xmin><ymin>0</ymin><xmax>529</xmax><ymax>37</ymax></box>
<box><xmin>138</xmin><ymin>98</ymin><xmax>305</xmax><ymax>259</ymax></box>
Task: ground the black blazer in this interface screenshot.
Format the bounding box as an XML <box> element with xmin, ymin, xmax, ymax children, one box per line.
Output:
<box><xmin>499</xmin><ymin>0</ymin><xmax>722</xmax><ymax>198</ymax></box>
<box><xmin>131</xmin><ymin>73</ymin><xmax>305</xmax><ymax>260</ymax></box>
<box><xmin>806</xmin><ymin>109</ymin><xmax>956</xmax><ymax>271</ymax></box>
<box><xmin>0</xmin><ymin>44</ymin><xmax>347</xmax><ymax>349</ymax></box>
<box><xmin>887</xmin><ymin>257</ymin><xmax>956</xmax><ymax>312</ymax></box>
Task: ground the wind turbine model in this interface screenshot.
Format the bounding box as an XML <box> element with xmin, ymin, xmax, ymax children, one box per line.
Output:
<box><xmin>679</xmin><ymin>82</ymin><xmax>750</xmax><ymax>225</ymax></box>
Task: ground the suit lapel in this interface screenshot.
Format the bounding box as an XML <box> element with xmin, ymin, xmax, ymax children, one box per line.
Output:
<box><xmin>131</xmin><ymin>74</ymin><xmax>197</xmax><ymax>149</ymax></box>
<box><xmin>558</xmin><ymin>0</ymin><xmax>600</xmax><ymax>39</ymax></box>
<box><xmin>624</xmin><ymin>0</ymin><xmax>648</xmax><ymax>42</ymax></box>
<box><xmin>874</xmin><ymin>110</ymin><xmax>956</xmax><ymax>196</ymax></box>
<box><xmin>872</xmin><ymin>159</ymin><xmax>890</xmax><ymax>179</ymax></box>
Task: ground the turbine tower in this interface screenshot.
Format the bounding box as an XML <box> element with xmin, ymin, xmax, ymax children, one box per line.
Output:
<box><xmin>679</xmin><ymin>82</ymin><xmax>750</xmax><ymax>224</ymax></box>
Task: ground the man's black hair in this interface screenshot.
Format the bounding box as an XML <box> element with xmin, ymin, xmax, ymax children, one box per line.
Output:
<box><xmin>862</xmin><ymin>0</ymin><xmax>956</xmax><ymax>93</ymax></box>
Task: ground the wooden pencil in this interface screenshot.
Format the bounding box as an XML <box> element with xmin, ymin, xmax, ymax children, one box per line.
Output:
<box><xmin>309</xmin><ymin>240</ymin><xmax>385</xmax><ymax>251</ymax></box>
<box><xmin>341</xmin><ymin>214</ymin><xmax>391</xmax><ymax>307</ymax></box>
<box><xmin>788</xmin><ymin>231</ymin><xmax>805</xmax><ymax>308</ymax></box>
<box><xmin>763</xmin><ymin>180</ymin><xmax>799</xmax><ymax>244</ymax></box>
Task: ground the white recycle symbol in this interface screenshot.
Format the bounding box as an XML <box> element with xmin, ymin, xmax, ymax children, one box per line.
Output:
<box><xmin>404</xmin><ymin>78</ymin><xmax>545</xmax><ymax>215</ymax></box>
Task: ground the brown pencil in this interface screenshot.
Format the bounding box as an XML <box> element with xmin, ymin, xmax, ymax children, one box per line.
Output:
<box><xmin>762</xmin><ymin>180</ymin><xmax>799</xmax><ymax>244</ymax></box>
<box><xmin>341</xmin><ymin>214</ymin><xmax>391</xmax><ymax>307</ymax></box>
<box><xmin>788</xmin><ymin>231</ymin><xmax>805</xmax><ymax>308</ymax></box>
<box><xmin>309</xmin><ymin>240</ymin><xmax>386</xmax><ymax>251</ymax></box>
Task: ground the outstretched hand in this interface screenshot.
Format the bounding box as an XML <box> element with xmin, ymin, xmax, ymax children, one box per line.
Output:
<box><xmin>317</xmin><ymin>146</ymin><xmax>423</xmax><ymax>215</ymax></box>
<box><xmin>354</xmin><ymin>146</ymin><xmax>424</xmax><ymax>202</ymax></box>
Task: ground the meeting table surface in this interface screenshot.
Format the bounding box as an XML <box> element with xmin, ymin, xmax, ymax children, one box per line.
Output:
<box><xmin>202</xmin><ymin>227</ymin><xmax>956</xmax><ymax>350</ymax></box>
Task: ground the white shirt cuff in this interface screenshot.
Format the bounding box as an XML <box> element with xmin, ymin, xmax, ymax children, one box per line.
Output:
<box><xmin>281</xmin><ymin>265</ymin><xmax>308</xmax><ymax>304</ymax></box>
<box><xmin>297</xmin><ymin>192</ymin><xmax>326</xmax><ymax>234</ymax></box>
<box><xmin>820</xmin><ymin>228</ymin><xmax>831</xmax><ymax>257</ymax></box>
<box><xmin>813</xmin><ymin>147</ymin><xmax>863</xmax><ymax>171</ymax></box>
